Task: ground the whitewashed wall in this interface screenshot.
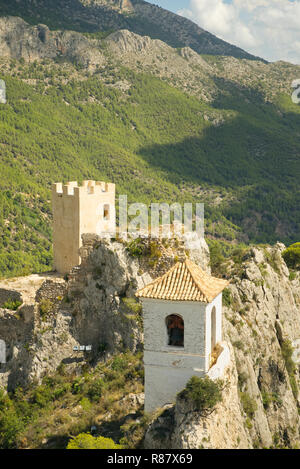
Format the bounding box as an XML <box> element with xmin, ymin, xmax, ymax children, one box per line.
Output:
<box><xmin>205</xmin><ymin>293</ymin><xmax>223</xmax><ymax>370</ymax></box>
<box><xmin>142</xmin><ymin>296</ymin><xmax>223</xmax><ymax>412</ymax></box>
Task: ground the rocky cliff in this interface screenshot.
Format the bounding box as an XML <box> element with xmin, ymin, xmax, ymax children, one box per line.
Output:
<box><xmin>0</xmin><ymin>16</ymin><xmax>104</xmax><ymax>66</ymax></box>
<box><xmin>0</xmin><ymin>233</ymin><xmax>209</xmax><ymax>391</ymax></box>
<box><xmin>1</xmin><ymin>237</ymin><xmax>300</xmax><ymax>448</ymax></box>
<box><xmin>145</xmin><ymin>244</ymin><xmax>300</xmax><ymax>449</ymax></box>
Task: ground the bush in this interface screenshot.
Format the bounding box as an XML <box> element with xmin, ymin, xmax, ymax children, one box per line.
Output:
<box><xmin>39</xmin><ymin>299</ymin><xmax>54</xmax><ymax>319</ymax></box>
<box><xmin>0</xmin><ymin>407</ymin><xmax>24</xmax><ymax>448</ymax></box>
<box><xmin>1</xmin><ymin>299</ymin><xmax>22</xmax><ymax>311</ymax></box>
<box><xmin>240</xmin><ymin>392</ymin><xmax>257</xmax><ymax>419</ymax></box>
<box><xmin>126</xmin><ymin>239</ymin><xmax>144</xmax><ymax>257</ymax></box>
<box><xmin>222</xmin><ymin>288</ymin><xmax>232</xmax><ymax>307</ymax></box>
<box><xmin>31</xmin><ymin>385</ymin><xmax>53</xmax><ymax>408</ymax></box>
<box><xmin>178</xmin><ymin>376</ymin><xmax>223</xmax><ymax>414</ymax></box>
<box><xmin>111</xmin><ymin>355</ymin><xmax>128</xmax><ymax>372</ymax></box>
<box><xmin>122</xmin><ymin>297</ymin><xmax>142</xmax><ymax>315</ymax></box>
<box><xmin>282</xmin><ymin>243</ymin><xmax>300</xmax><ymax>270</ymax></box>
<box><xmin>87</xmin><ymin>379</ymin><xmax>104</xmax><ymax>402</ymax></box>
<box><xmin>67</xmin><ymin>433</ymin><xmax>123</xmax><ymax>449</ymax></box>
<box><xmin>281</xmin><ymin>340</ymin><xmax>298</xmax><ymax>399</ymax></box>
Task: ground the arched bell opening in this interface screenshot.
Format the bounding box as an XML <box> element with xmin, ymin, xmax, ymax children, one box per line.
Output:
<box><xmin>166</xmin><ymin>314</ymin><xmax>184</xmax><ymax>347</ymax></box>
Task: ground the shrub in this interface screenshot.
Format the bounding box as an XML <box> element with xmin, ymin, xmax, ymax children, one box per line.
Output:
<box><xmin>240</xmin><ymin>392</ymin><xmax>257</xmax><ymax>419</ymax></box>
<box><xmin>281</xmin><ymin>340</ymin><xmax>296</xmax><ymax>376</ymax></box>
<box><xmin>111</xmin><ymin>355</ymin><xmax>128</xmax><ymax>372</ymax></box>
<box><xmin>1</xmin><ymin>299</ymin><xmax>22</xmax><ymax>311</ymax></box>
<box><xmin>238</xmin><ymin>372</ymin><xmax>248</xmax><ymax>390</ymax></box>
<box><xmin>281</xmin><ymin>340</ymin><xmax>298</xmax><ymax>399</ymax></box>
<box><xmin>126</xmin><ymin>239</ymin><xmax>144</xmax><ymax>257</ymax></box>
<box><xmin>209</xmin><ymin>243</ymin><xmax>225</xmax><ymax>275</ymax></box>
<box><xmin>0</xmin><ymin>406</ymin><xmax>24</xmax><ymax>448</ymax></box>
<box><xmin>222</xmin><ymin>288</ymin><xmax>232</xmax><ymax>307</ymax></box>
<box><xmin>39</xmin><ymin>299</ymin><xmax>53</xmax><ymax>319</ymax></box>
<box><xmin>67</xmin><ymin>433</ymin><xmax>123</xmax><ymax>449</ymax></box>
<box><xmin>262</xmin><ymin>391</ymin><xmax>282</xmax><ymax>410</ymax></box>
<box><xmin>282</xmin><ymin>243</ymin><xmax>300</xmax><ymax>270</ymax></box>
<box><xmin>87</xmin><ymin>379</ymin><xmax>104</xmax><ymax>402</ymax></box>
<box><xmin>178</xmin><ymin>376</ymin><xmax>223</xmax><ymax>414</ymax></box>
<box><xmin>122</xmin><ymin>297</ymin><xmax>142</xmax><ymax>315</ymax></box>
<box><xmin>31</xmin><ymin>385</ymin><xmax>53</xmax><ymax>408</ymax></box>
<box><xmin>289</xmin><ymin>271</ymin><xmax>297</xmax><ymax>281</ymax></box>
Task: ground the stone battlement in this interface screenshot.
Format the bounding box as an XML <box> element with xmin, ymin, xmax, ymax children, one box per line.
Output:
<box><xmin>52</xmin><ymin>180</ymin><xmax>115</xmax><ymax>197</ymax></box>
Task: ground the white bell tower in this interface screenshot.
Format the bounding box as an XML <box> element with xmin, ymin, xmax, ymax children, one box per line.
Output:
<box><xmin>136</xmin><ymin>259</ymin><xmax>229</xmax><ymax>412</ymax></box>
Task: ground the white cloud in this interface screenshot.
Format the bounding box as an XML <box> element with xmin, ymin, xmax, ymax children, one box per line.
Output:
<box><xmin>178</xmin><ymin>0</ymin><xmax>300</xmax><ymax>64</ymax></box>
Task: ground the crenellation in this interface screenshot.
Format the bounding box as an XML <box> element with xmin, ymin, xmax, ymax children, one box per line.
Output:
<box><xmin>52</xmin><ymin>182</ymin><xmax>63</xmax><ymax>194</ymax></box>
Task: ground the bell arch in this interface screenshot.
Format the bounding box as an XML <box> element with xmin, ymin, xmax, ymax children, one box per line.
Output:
<box><xmin>166</xmin><ymin>314</ymin><xmax>184</xmax><ymax>347</ymax></box>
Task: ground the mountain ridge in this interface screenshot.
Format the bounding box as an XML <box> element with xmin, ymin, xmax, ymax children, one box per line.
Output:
<box><xmin>0</xmin><ymin>0</ymin><xmax>264</xmax><ymax>61</ymax></box>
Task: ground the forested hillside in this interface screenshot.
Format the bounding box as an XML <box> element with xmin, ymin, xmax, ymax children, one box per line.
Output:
<box><xmin>0</xmin><ymin>15</ymin><xmax>299</xmax><ymax>278</ymax></box>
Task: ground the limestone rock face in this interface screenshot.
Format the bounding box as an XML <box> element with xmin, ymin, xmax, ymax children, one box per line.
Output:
<box><xmin>0</xmin><ymin>16</ymin><xmax>104</xmax><ymax>66</ymax></box>
<box><xmin>223</xmin><ymin>244</ymin><xmax>300</xmax><ymax>448</ymax></box>
<box><xmin>81</xmin><ymin>0</ymin><xmax>133</xmax><ymax>12</ymax></box>
<box><xmin>69</xmin><ymin>235</ymin><xmax>144</xmax><ymax>355</ymax></box>
<box><xmin>0</xmin><ymin>0</ymin><xmax>259</xmax><ymax>60</ymax></box>
<box><xmin>145</xmin><ymin>244</ymin><xmax>300</xmax><ymax>449</ymax></box>
<box><xmin>106</xmin><ymin>29</ymin><xmax>160</xmax><ymax>54</ymax></box>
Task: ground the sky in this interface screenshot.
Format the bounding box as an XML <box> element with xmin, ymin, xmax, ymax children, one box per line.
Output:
<box><xmin>147</xmin><ymin>0</ymin><xmax>300</xmax><ymax>64</ymax></box>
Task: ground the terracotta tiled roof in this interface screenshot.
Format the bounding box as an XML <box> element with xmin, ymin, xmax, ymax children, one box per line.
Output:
<box><xmin>136</xmin><ymin>259</ymin><xmax>229</xmax><ymax>303</ymax></box>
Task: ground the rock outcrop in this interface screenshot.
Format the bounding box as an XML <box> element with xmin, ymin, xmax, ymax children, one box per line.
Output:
<box><xmin>0</xmin><ymin>233</ymin><xmax>210</xmax><ymax>390</ymax></box>
<box><xmin>145</xmin><ymin>243</ymin><xmax>300</xmax><ymax>449</ymax></box>
<box><xmin>0</xmin><ymin>16</ymin><xmax>104</xmax><ymax>66</ymax></box>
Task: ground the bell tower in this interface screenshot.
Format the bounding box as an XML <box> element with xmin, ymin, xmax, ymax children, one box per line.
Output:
<box><xmin>136</xmin><ymin>259</ymin><xmax>229</xmax><ymax>412</ymax></box>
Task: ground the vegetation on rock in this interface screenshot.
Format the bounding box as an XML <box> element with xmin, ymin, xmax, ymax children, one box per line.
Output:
<box><xmin>282</xmin><ymin>243</ymin><xmax>300</xmax><ymax>270</ymax></box>
<box><xmin>178</xmin><ymin>376</ymin><xmax>223</xmax><ymax>415</ymax></box>
<box><xmin>0</xmin><ymin>351</ymin><xmax>145</xmax><ymax>449</ymax></box>
<box><xmin>67</xmin><ymin>433</ymin><xmax>122</xmax><ymax>449</ymax></box>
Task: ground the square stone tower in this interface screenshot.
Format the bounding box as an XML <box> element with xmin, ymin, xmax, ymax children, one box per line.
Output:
<box><xmin>52</xmin><ymin>180</ymin><xmax>116</xmax><ymax>274</ymax></box>
<box><xmin>136</xmin><ymin>259</ymin><xmax>229</xmax><ymax>412</ymax></box>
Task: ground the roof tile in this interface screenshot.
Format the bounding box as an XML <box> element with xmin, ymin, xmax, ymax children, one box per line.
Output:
<box><xmin>136</xmin><ymin>259</ymin><xmax>229</xmax><ymax>303</ymax></box>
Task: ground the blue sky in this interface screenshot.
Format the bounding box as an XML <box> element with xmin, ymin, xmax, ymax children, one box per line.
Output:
<box><xmin>147</xmin><ymin>0</ymin><xmax>300</xmax><ymax>64</ymax></box>
<box><xmin>147</xmin><ymin>1</ymin><xmax>189</xmax><ymax>12</ymax></box>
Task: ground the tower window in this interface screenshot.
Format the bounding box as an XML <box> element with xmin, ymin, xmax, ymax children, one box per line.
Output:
<box><xmin>166</xmin><ymin>315</ymin><xmax>184</xmax><ymax>347</ymax></box>
<box><xmin>103</xmin><ymin>204</ymin><xmax>110</xmax><ymax>220</ymax></box>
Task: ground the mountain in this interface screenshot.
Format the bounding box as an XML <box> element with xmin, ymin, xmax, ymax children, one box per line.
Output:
<box><xmin>0</xmin><ymin>13</ymin><xmax>299</xmax><ymax>278</ymax></box>
<box><xmin>0</xmin><ymin>0</ymin><xmax>263</xmax><ymax>61</ymax></box>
